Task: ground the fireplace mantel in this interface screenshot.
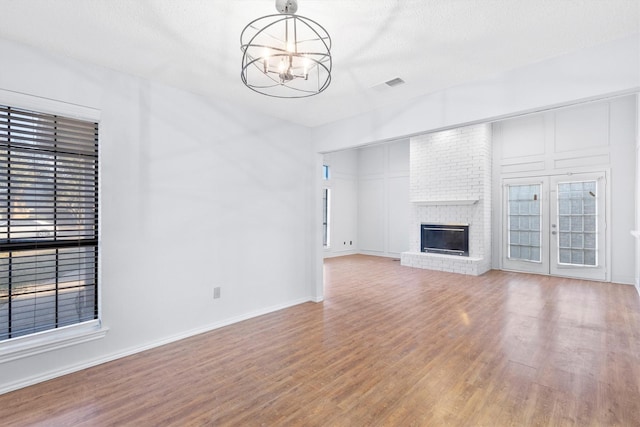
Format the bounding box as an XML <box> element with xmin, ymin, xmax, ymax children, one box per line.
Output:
<box><xmin>412</xmin><ymin>198</ymin><xmax>479</xmax><ymax>206</ymax></box>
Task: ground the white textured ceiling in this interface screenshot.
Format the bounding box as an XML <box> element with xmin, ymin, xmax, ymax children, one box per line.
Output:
<box><xmin>0</xmin><ymin>0</ymin><xmax>638</xmax><ymax>127</ymax></box>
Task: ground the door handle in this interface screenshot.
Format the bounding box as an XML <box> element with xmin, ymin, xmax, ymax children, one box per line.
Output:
<box><xmin>551</xmin><ymin>231</ymin><xmax>557</xmax><ymax>235</ymax></box>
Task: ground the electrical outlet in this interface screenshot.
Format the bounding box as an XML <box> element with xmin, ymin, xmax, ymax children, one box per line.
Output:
<box><xmin>213</xmin><ymin>287</ymin><xmax>221</xmax><ymax>299</ymax></box>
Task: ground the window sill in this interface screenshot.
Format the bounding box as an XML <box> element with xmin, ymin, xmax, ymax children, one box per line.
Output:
<box><xmin>0</xmin><ymin>321</ymin><xmax>109</xmax><ymax>363</ymax></box>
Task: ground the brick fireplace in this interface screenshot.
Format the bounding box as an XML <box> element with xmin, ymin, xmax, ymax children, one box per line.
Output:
<box><xmin>400</xmin><ymin>124</ymin><xmax>492</xmax><ymax>275</ymax></box>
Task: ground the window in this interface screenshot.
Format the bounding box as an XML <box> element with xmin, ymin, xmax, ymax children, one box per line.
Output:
<box><xmin>322</xmin><ymin>164</ymin><xmax>330</xmax><ymax>248</ymax></box>
<box><xmin>0</xmin><ymin>104</ymin><xmax>99</xmax><ymax>342</ymax></box>
<box><xmin>322</xmin><ymin>188</ymin><xmax>330</xmax><ymax>247</ymax></box>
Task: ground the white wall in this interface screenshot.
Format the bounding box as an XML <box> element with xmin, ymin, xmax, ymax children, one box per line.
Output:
<box><xmin>0</xmin><ymin>38</ymin><xmax>317</xmax><ymax>392</ymax></box>
<box><xmin>636</xmin><ymin>96</ymin><xmax>640</xmax><ymax>295</ymax></box>
<box><xmin>313</xmin><ymin>35</ymin><xmax>639</xmax><ymax>153</ymax></box>
<box><xmin>610</xmin><ymin>97</ymin><xmax>638</xmax><ymax>285</ymax></box>
<box><xmin>357</xmin><ymin>140</ymin><xmax>410</xmax><ymax>258</ymax></box>
<box><xmin>322</xmin><ymin>149</ymin><xmax>358</xmax><ymax>257</ymax></box>
<box><xmin>491</xmin><ymin>96</ymin><xmax>637</xmax><ymax>284</ymax></box>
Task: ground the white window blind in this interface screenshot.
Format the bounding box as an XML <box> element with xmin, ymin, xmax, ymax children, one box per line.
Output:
<box><xmin>0</xmin><ymin>105</ymin><xmax>99</xmax><ymax>341</ymax></box>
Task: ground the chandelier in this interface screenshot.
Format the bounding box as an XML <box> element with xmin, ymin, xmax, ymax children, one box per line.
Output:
<box><xmin>240</xmin><ymin>0</ymin><xmax>332</xmax><ymax>98</ymax></box>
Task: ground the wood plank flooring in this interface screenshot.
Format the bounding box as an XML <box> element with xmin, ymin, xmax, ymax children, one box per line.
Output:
<box><xmin>1</xmin><ymin>254</ymin><xmax>639</xmax><ymax>426</ymax></box>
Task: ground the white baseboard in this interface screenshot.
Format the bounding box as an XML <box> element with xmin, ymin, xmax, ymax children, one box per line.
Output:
<box><xmin>0</xmin><ymin>296</ymin><xmax>314</xmax><ymax>395</ymax></box>
<box><xmin>357</xmin><ymin>250</ymin><xmax>403</xmax><ymax>259</ymax></box>
<box><xmin>323</xmin><ymin>250</ymin><xmax>405</xmax><ymax>259</ymax></box>
<box><xmin>323</xmin><ymin>249</ymin><xmax>358</xmax><ymax>258</ymax></box>
<box><xmin>611</xmin><ymin>275</ymin><xmax>636</xmax><ymax>286</ymax></box>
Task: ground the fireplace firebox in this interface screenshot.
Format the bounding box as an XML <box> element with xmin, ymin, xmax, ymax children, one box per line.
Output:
<box><xmin>421</xmin><ymin>223</ymin><xmax>469</xmax><ymax>256</ymax></box>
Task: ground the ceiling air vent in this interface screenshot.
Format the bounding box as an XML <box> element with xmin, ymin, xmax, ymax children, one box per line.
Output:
<box><xmin>384</xmin><ymin>77</ymin><xmax>405</xmax><ymax>87</ymax></box>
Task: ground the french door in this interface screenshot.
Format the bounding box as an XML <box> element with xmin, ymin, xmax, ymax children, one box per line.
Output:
<box><xmin>502</xmin><ymin>172</ymin><xmax>607</xmax><ymax>281</ymax></box>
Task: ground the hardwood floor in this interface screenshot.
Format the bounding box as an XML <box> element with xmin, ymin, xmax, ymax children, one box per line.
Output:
<box><xmin>1</xmin><ymin>254</ymin><xmax>639</xmax><ymax>426</ymax></box>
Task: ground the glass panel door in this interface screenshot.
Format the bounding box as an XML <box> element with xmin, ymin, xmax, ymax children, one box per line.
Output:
<box><xmin>550</xmin><ymin>173</ymin><xmax>606</xmax><ymax>280</ymax></box>
<box><xmin>502</xmin><ymin>178</ymin><xmax>549</xmax><ymax>274</ymax></box>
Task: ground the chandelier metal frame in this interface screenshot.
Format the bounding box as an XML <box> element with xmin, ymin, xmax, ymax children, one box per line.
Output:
<box><xmin>240</xmin><ymin>0</ymin><xmax>332</xmax><ymax>98</ymax></box>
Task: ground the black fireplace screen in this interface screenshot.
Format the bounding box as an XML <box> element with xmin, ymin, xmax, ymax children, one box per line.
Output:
<box><xmin>421</xmin><ymin>224</ymin><xmax>469</xmax><ymax>256</ymax></box>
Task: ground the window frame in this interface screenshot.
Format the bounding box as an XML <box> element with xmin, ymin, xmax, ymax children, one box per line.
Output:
<box><xmin>0</xmin><ymin>89</ymin><xmax>106</xmax><ymax>363</ymax></box>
